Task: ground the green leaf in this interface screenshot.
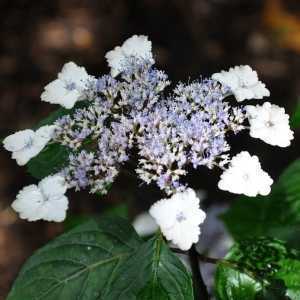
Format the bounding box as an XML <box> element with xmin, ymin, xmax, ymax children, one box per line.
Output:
<box><xmin>63</xmin><ymin>215</ymin><xmax>92</xmax><ymax>231</ymax></box>
<box><xmin>221</xmin><ymin>159</ymin><xmax>300</xmax><ymax>249</ymax></box>
<box><xmin>7</xmin><ymin>217</ymin><xmax>142</xmax><ymax>300</ymax></box>
<box><xmin>27</xmin><ymin>143</ymin><xmax>69</xmax><ymax>179</ymax></box>
<box><xmin>215</xmin><ymin>237</ymin><xmax>300</xmax><ymax>300</ymax></box>
<box><xmin>101</xmin><ymin>203</ymin><xmax>128</xmax><ymax>219</ymax></box>
<box><xmin>291</xmin><ymin>102</ymin><xmax>300</xmax><ymax>129</ymax></box>
<box><xmin>107</xmin><ymin>234</ymin><xmax>194</xmax><ymax>300</ymax></box>
<box><xmin>63</xmin><ymin>204</ymin><xmax>128</xmax><ymax>231</ymax></box>
<box><xmin>8</xmin><ymin>218</ymin><xmax>194</xmax><ymax>300</ymax></box>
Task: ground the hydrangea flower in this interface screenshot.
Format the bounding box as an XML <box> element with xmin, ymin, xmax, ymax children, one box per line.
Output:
<box><xmin>3</xmin><ymin>35</ymin><xmax>294</xmax><ymax>226</ymax></box>
<box><xmin>149</xmin><ymin>188</ymin><xmax>206</xmax><ymax>250</ymax></box>
<box><xmin>212</xmin><ymin>65</ymin><xmax>270</xmax><ymax>102</ymax></box>
<box><xmin>41</xmin><ymin>62</ymin><xmax>89</xmax><ymax>109</ymax></box>
<box><xmin>3</xmin><ymin>125</ymin><xmax>56</xmax><ymax>166</ymax></box>
<box><xmin>105</xmin><ymin>35</ymin><xmax>153</xmax><ymax>77</ymax></box>
<box><xmin>218</xmin><ymin>151</ymin><xmax>273</xmax><ymax>197</ymax></box>
<box><xmin>11</xmin><ymin>174</ymin><xmax>68</xmax><ymax>222</ymax></box>
<box><xmin>246</xmin><ymin>102</ymin><xmax>294</xmax><ymax>147</ymax></box>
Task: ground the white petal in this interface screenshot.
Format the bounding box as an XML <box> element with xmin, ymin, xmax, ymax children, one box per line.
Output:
<box><xmin>251</xmin><ymin>82</ymin><xmax>270</xmax><ymax>99</ymax></box>
<box><xmin>212</xmin><ymin>71</ymin><xmax>239</xmax><ymax>90</ymax></box>
<box><xmin>233</xmin><ymin>87</ymin><xmax>254</xmax><ymax>102</ymax></box>
<box><xmin>34</xmin><ymin>125</ymin><xmax>56</xmax><ymax>147</ymax></box>
<box><xmin>58</xmin><ymin>62</ymin><xmax>88</xmax><ymax>87</ymax></box>
<box><xmin>41</xmin><ymin>79</ymin><xmax>68</xmax><ymax>104</ymax></box>
<box><xmin>39</xmin><ymin>173</ymin><xmax>67</xmax><ymax>198</ymax></box>
<box><xmin>149</xmin><ymin>197</ymin><xmax>179</xmax><ymax>229</ymax></box>
<box><xmin>11</xmin><ymin>185</ymin><xmax>45</xmax><ymax>221</ymax></box>
<box><xmin>61</xmin><ymin>90</ymin><xmax>81</xmax><ymax>109</ymax></box>
<box><xmin>3</xmin><ymin>129</ymin><xmax>35</xmax><ymax>152</ymax></box>
<box><xmin>122</xmin><ymin>35</ymin><xmax>152</xmax><ymax>59</ymax></box>
<box><xmin>12</xmin><ymin>146</ymin><xmax>41</xmax><ymax>166</ymax></box>
<box><xmin>105</xmin><ymin>35</ymin><xmax>153</xmax><ymax>77</ymax></box>
<box><xmin>105</xmin><ymin>46</ymin><xmax>125</xmax><ymax>77</ymax></box>
<box><xmin>42</xmin><ymin>195</ymin><xmax>68</xmax><ymax>222</ymax></box>
<box><xmin>230</xmin><ymin>65</ymin><xmax>258</xmax><ymax>87</ymax></box>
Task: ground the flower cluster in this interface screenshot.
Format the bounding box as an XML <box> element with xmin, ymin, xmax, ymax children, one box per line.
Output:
<box><xmin>3</xmin><ymin>35</ymin><xmax>294</xmax><ymax>250</ymax></box>
<box><xmin>135</xmin><ymin>79</ymin><xmax>246</xmax><ymax>194</ymax></box>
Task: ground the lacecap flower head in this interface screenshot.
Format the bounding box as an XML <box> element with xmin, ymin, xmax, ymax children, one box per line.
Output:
<box><xmin>3</xmin><ymin>35</ymin><xmax>294</xmax><ymax>233</ymax></box>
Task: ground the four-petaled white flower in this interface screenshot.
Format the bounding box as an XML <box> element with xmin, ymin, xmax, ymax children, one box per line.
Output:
<box><xmin>212</xmin><ymin>65</ymin><xmax>270</xmax><ymax>102</ymax></box>
<box><xmin>132</xmin><ymin>212</ymin><xmax>159</xmax><ymax>236</ymax></box>
<box><xmin>12</xmin><ymin>174</ymin><xmax>68</xmax><ymax>222</ymax></box>
<box><xmin>218</xmin><ymin>151</ymin><xmax>273</xmax><ymax>197</ymax></box>
<box><xmin>246</xmin><ymin>102</ymin><xmax>294</xmax><ymax>147</ymax></box>
<box><xmin>105</xmin><ymin>35</ymin><xmax>153</xmax><ymax>77</ymax></box>
<box><xmin>149</xmin><ymin>188</ymin><xmax>206</xmax><ymax>250</ymax></box>
<box><xmin>41</xmin><ymin>62</ymin><xmax>89</xmax><ymax>109</ymax></box>
<box><xmin>3</xmin><ymin>125</ymin><xmax>56</xmax><ymax>166</ymax></box>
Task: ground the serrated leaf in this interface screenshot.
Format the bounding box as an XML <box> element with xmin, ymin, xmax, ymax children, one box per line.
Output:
<box><xmin>221</xmin><ymin>159</ymin><xmax>300</xmax><ymax>249</ymax></box>
<box><xmin>215</xmin><ymin>237</ymin><xmax>300</xmax><ymax>300</ymax></box>
<box><xmin>7</xmin><ymin>217</ymin><xmax>142</xmax><ymax>300</ymax></box>
<box><xmin>27</xmin><ymin>143</ymin><xmax>69</xmax><ymax>179</ymax></box>
<box><xmin>107</xmin><ymin>234</ymin><xmax>194</xmax><ymax>300</ymax></box>
<box><xmin>8</xmin><ymin>218</ymin><xmax>194</xmax><ymax>300</ymax></box>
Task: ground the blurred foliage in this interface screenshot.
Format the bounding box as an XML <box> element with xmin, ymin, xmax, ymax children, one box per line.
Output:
<box><xmin>291</xmin><ymin>101</ymin><xmax>300</xmax><ymax>128</ymax></box>
<box><xmin>215</xmin><ymin>237</ymin><xmax>300</xmax><ymax>300</ymax></box>
<box><xmin>264</xmin><ymin>0</ymin><xmax>300</xmax><ymax>53</ymax></box>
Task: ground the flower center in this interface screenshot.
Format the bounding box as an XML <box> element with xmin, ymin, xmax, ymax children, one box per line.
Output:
<box><xmin>65</xmin><ymin>82</ymin><xmax>76</xmax><ymax>91</ymax></box>
<box><xmin>176</xmin><ymin>211</ymin><xmax>186</xmax><ymax>223</ymax></box>
<box><xmin>24</xmin><ymin>137</ymin><xmax>34</xmax><ymax>149</ymax></box>
<box><xmin>242</xmin><ymin>173</ymin><xmax>250</xmax><ymax>181</ymax></box>
<box><xmin>266</xmin><ymin>120</ymin><xmax>274</xmax><ymax>128</ymax></box>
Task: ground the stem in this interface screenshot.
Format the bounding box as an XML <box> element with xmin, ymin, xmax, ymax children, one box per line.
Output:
<box><xmin>188</xmin><ymin>245</ymin><xmax>209</xmax><ymax>300</ymax></box>
<box><xmin>172</xmin><ymin>248</ymin><xmax>266</xmax><ymax>285</ymax></box>
<box><xmin>197</xmin><ymin>253</ymin><xmax>262</xmax><ymax>282</ymax></box>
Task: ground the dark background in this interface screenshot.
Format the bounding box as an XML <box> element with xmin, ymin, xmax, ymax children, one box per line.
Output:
<box><xmin>0</xmin><ymin>0</ymin><xmax>299</xmax><ymax>298</ymax></box>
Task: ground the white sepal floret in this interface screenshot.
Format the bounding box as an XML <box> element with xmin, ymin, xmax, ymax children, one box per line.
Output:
<box><xmin>212</xmin><ymin>65</ymin><xmax>270</xmax><ymax>102</ymax></box>
<box><xmin>246</xmin><ymin>102</ymin><xmax>294</xmax><ymax>147</ymax></box>
<box><xmin>105</xmin><ymin>35</ymin><xmax>153</xmax><ymax>77</ymax></box>
<box><xmin>149</xmin><ymin>188</ymin><xmax>206</xmax><ymax>250</ymax></box>
<box><xmin>11</xmin><ymin>173</ymin><xmax>68</xmax><ymax>222</ymax></box>
<box><xmin>41</xmin><ymin>62</ymin><xmax>89</xmax><ymax>109</ymax></box>
<box><xmin>218</xmin><ymin>151</ymin><xmax>273</xmax><ymax>197</ymax></box>
<box><xmin>3</xmin><ymin>125</ymin><xmax>56</xmax><ymax>166</ymax></box>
